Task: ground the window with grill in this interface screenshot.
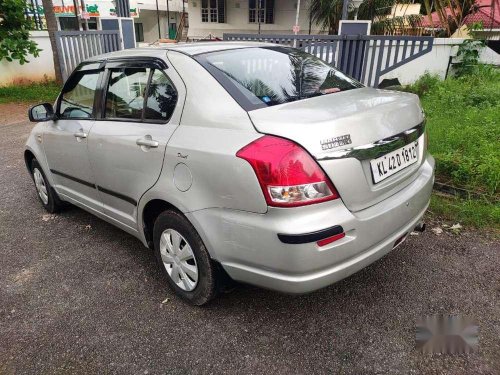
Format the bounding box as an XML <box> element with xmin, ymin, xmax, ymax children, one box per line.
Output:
<box><xmin>201</xmin><ymin>0</ymin><xmax>225</xmax><ymax>23</ymax></box>
<box><xmin>249</xmin><ymin>0</ymin><xmax>274</xmax><ymax>24</ymax></box>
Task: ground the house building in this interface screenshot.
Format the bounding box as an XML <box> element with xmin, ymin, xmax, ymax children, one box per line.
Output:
<box><xmin>187</xmin><ymin>0</ymin><xmax>323</xmax><ymax>40</ymax></box>
<box><xmin>26</xmin><ymin>0</ymin><xmax>188</xmax><ymax>44</ymax></box>
<box><xmin>134</xmin><ymin>0</ymin><xmax>188</xmax><ymax>42</ymax></box>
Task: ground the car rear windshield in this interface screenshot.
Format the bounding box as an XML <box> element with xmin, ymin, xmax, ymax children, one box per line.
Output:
<box><xmin>203</xmin><ymin>46</ymin><xmax>363</xmax><ymax>107</ymax></box>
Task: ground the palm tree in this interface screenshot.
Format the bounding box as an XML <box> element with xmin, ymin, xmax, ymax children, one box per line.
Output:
<box><xmin>309</xmin><ymin>0</ymin><xmax>346</xmax><ymax>34</ymax></box>
<box><xmin>421</xmin><ymin>0</ymin><xmax>477</xmax><ymax>36</ymax></box>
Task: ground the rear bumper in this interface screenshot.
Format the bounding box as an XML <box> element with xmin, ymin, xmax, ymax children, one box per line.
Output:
<box><xmin>188</xmin><ymin>154</ymin><xmax>435</xmax><ymax>294</ymax></box>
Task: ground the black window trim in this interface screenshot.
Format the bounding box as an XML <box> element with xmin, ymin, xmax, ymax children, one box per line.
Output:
<box><xmin>55</xmin><ymin>57</ymin><xmax>174</xmax><ymax>123</ymax></box>
<box><xmin>56</xmin><ymin>65</ymin><xmax>103</xmax><ymax>121</ymax></box>
<box><xmin>97</xmin><ymin>58</ymin><xmax>178</xmax><ymax>125</ymax></box>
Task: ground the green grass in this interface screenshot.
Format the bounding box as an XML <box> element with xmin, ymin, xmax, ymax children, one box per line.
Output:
<box><xmin>405</xmin><ymin>67</ymin><xmax>500</xmax><ymax>196</ymax></box>
<box><xmin>429</xmin><ymin>194</ymin><xmax>500</xmax><ymax>230</ymax></box>
<box><xmin>404</xmin><ymin>67</ymin><xmax>500</xmax><ymax>229</ymax></box>
<box><xmin>0</xmin><ymin>81</ymin><xmax>61</xmax><ymax>104</ymax></box>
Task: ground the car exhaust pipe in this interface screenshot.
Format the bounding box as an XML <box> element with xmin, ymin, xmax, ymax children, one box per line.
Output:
<box><xmin>414</xmin><ymin>221</ymin><xmax>426</xmax><ymax>233</ymax></box>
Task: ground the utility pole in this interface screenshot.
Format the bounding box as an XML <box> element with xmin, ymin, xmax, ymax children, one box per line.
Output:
<box><xmin>155</xmin><ymin>0</ymin><xmax>161</xmax><ymax>39</ymax></box>
<box><xmin>293</xmin><ymin>0</ymin><xmax>301</xmax><ymax>47</ymax></box>
<box><xmin>41</xmin><ymin>0</ymin><xmax>63</xmax><ymax>84</ymax></box>
<box><xmin>80</xmin><ymin>0</ymin><xmax>88</xmax><ymax>30</ymax></box>
<box><xmin>341</xmin><ymin>0</ymin><xmax>349</xmax><ymax>21</ymax></box>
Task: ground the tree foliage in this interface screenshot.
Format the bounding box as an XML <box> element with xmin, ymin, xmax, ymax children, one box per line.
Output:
<box><xmin>0</xmin><ymin>0</ymin><xmax>41</xmax><ymax>64</ymax></box>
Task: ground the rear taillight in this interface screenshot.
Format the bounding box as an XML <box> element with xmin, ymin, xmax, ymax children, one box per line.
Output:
<box><xmin>236</xmin><ymin>135</ymin><xmax>339</xmax><ymax>207</ymax></box>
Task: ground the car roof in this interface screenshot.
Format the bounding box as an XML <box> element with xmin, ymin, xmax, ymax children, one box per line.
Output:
<box><xmin>84</xmin><ymin>41</ymin><xmax>276</xmax><ymax>63</ymax></box>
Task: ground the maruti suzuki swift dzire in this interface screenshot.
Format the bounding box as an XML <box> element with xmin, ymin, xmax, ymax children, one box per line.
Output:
<box><xmin>25</xmin><ymin>42</ymin><xmax>434</xmax><ymax>305</ymax></box>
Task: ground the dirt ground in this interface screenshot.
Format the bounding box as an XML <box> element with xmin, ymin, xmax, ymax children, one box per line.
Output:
<box><xmin>1</xmin><ymin>104</ymin><xmax>499</xmax><ymax>374</ymax></box>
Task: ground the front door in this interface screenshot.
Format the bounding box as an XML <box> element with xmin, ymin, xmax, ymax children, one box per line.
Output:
<box><xmin>87</xmin><ymin>65</ymin><xmax>183</xmax><ymax>230</ymax></box>
<box><xmin>43</xmin><ymin>69</ymin><xmax>102</xmax><ymax>212</ymax></box>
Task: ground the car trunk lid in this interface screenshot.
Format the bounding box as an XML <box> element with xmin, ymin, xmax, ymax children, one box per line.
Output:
<box><xmin>247</xmin><ymin>88</ymin><xmax>426</xmax><ymax>212</ymax></box>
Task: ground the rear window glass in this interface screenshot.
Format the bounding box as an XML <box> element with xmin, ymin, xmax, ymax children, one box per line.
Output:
<box><xmin>203</xmin><ymin>47</ymin><xmax>362</xmax><ymax>107</ymax></box>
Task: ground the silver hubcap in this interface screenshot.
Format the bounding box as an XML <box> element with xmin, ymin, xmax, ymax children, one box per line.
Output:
<box><xmin>159</xmin><ymin>229</ymin><xmax>199</xmax><ymax>291</ymax></box>
<box><xmin>33</xmin><ymin>168</ymin><xmax>49</xmax><ymax>205</ymax></box>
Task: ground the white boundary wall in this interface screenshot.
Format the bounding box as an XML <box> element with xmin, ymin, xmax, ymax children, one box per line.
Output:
<box><xmin>0</xmin><ymin>31</ymin><xmax>55</xmax><ymax>86</ymax></box>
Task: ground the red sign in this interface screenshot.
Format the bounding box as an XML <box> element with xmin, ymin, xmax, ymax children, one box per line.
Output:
<box><xmin>81</xmin><ymin>11</ymin><xmax>90</xmax><ymax>19</ymax></box>
<box><xmin>292</xmin><ymin>25</ymin><xmax>300</xmax><ymax>34</ymax></box>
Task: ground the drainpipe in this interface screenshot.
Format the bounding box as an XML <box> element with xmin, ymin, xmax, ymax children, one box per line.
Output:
<box><xmin>257</xmin><ymin>0</ymin><xmax>261</xmax><ymax>34</ymax></box>
<box><xmin>308</xmin><ymin>8</ymin><xmax>312</xmax><ymax>34</ymax></box>
<box><xmin>166</xmin><ymin>0</ymin><xmax>170</xmax><ymax>39</ymax></box>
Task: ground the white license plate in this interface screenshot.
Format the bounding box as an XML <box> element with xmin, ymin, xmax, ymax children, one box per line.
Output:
<box><xmin>370</xmin><ymin>141</ymin><xmax>419</xmax><ymax>184</ymax></box>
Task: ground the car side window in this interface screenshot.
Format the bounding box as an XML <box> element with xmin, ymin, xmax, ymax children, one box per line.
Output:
<box><xmin>105</xmin><ymin>68</ymin><xmax>150</xmax><ymax>120</ymax></box>
<box><xmin>59</xmin><ymin>71</ymin><xmax>99</xmax><ymax>119</ymax></box>
<box><xmin>144</xmin><ymin>70</ymin><xmax>178</xmax><ymax>122</ymax></box>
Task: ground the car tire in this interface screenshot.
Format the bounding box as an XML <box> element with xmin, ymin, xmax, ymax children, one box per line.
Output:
<box><xmin>153</xmin><ymin>210</ymin><xmax>218</xmax><ymax>306</ymax></box>
<box><xmin>30</xmin><ymin>159</ymin><xmax>64</xmax><ymax>213</ymax></box>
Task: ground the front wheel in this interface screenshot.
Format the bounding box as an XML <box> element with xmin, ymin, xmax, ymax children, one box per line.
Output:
<box><xmin>30</xmin><ymin>159</ymin><xmax>63</xmax><ymax>213</ymax></box>
<box><xmin>153</xmin><ymin>210</ymin><xmax>218</xmax><ymax>305</ymax></box>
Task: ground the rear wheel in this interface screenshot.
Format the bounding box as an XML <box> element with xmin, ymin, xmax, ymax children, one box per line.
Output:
<box><xmin>30</xmin><ymin>159</ymin><xmax>63</xmax><ymax>213</ymax></box>
<box><xmin>153</xmin><ymin>210</ymin><xmax>218</xmax><ymax>305</ymax></box>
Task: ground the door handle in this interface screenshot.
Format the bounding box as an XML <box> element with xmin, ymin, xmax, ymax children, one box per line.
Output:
<box><xmin>74</xmin><ymin>131</ymin><xmax>87</xmax><ymax>139</ymax></box>
<box><xmin>136</xmin><ymin>137</ymin><xmax>159</xmax><ymax>148</ymax></box>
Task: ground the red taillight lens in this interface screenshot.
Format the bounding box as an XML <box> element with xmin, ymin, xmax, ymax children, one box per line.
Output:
<box><xmin>236</xmin><ymin>135</ymin><xmax>339</xmax><ymax>207</ymax></box>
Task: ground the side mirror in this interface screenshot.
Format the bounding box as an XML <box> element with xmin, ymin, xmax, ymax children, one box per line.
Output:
<box><xmin>28</xmin><ymin>103</ymin><xmax>54</xmax><ymax>122</ymax></box>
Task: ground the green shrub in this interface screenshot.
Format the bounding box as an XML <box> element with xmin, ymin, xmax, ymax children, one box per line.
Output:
<box><xmin>402</xmin><ymin>72</ymin><xmax>441</xmax><ymax>96</ymax></box>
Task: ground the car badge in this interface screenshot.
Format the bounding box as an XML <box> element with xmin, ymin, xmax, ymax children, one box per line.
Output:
<box><xmin>320</xmin><ymin>134</ymin><xmax>352</xmax><ymax>150</ymax></box>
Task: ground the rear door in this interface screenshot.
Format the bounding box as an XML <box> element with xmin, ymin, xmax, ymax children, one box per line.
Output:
<box><xmin>43</xmin><ymin>66</ymin><xmax>103</xmax><ymax>212</ymax></box>
<box><xmin>87</xmin><ymin>60</ymin><xmax>185</xmax><ymax>229</ymax></box>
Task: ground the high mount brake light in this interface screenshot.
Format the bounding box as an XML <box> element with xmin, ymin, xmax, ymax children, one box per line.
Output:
<box><xmin>237</xmin><ymin>135</ymin><xmax>339</xmax><ymax>207</ymax></box>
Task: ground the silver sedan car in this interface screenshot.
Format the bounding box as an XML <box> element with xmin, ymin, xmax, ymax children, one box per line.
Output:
<box><xmin>25</xmin><ymin>42</ymin><xmax>434</xmax><ymax>305</ymax></box>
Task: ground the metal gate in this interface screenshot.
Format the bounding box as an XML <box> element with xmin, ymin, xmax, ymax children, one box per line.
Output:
<box><xmin>55</xmin><ymin>30</ymin><xmax>122</xmax><ymax>81</ymax></box>
<box><xmin>223</xmin><ymin>34</ymin><xmax>434</xmax><ymax>87</ymax></box>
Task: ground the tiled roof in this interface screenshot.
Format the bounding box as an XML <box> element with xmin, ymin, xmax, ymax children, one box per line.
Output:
<box><xmin>421</xmin><ymin>0</ymin><xmax>500</xmax><ymax>29</ymax></box>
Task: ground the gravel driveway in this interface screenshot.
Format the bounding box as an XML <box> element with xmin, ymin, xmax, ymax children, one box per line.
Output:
<box><xmin>1</xmin><ymin>108</ymin><xmax>499</xmax><ymax>374</ymax></box>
